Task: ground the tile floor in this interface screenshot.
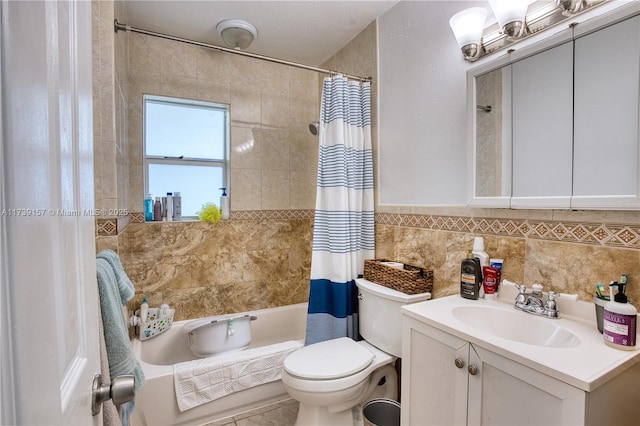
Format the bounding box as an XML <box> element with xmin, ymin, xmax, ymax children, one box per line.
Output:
<box><xmin>203</xmin><ymin>398</ymin><xmax>368</xmax><ymax>426</ymax></box>
<box><xmin>203</xmin><ymin>399</ymin><xmax>299</xmax><ymax>426</ymax></box>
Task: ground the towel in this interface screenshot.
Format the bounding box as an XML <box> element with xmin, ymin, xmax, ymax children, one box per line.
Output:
<box><xmin>173</xmin><ymin>340</ymin><xmax>303</xmax><ymax>412</ymax></box>
<box><xmin>97</xmin><ymin>303</ymin><xmax>123</xmax><ymax>426</ymax></box>
<box><xmin>97</xmin><ymin>249</ymin><xmax>135</xmax><ymax>304</ymax></box>
<box><xmin>96</xmin><ymin>257</ymin><xmax>145</xmax><ymax>425</ymax></box>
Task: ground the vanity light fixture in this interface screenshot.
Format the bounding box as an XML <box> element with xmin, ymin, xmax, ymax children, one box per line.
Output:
<box><xmin>449</xmin><ymin>7</ymin><xmax>488</xmax><ymax>61</ymax></box>
<box><xmin>489</xmin><ymin>0</ymin><xmax>529</xmax><ymax>38</ymax></box>
<box><xmin>450</xmin><ymin>0</ymin><xmax>608</xmax><ymax>62</ymax></box>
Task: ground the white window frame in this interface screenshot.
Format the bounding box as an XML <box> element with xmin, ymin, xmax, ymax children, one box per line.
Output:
<box><xmin>143</xmin><ymin>94</ymin><xmax>230</xmax><ymax>218</ymax></box>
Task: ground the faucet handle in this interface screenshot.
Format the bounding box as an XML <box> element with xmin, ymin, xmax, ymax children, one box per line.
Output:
<box><xmin>545</xmin><ymin>291</ymin><xmax>560</xmax><ymax>318</ymax></box>
<box><xmin>514</xmin><ymin>284</ymin><xmax>527</xmax><ymax>304</ymax></box>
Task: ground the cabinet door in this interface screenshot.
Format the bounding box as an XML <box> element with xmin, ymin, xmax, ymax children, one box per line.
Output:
<box><xmin>572</xmin><ymin>15</ymin><xmax>640</xmax><ymax>209</ymax></box>
<box><xmin>468</xmin><ymin>345</ymin><xmax>586</xmax><ymax>426</ymax></box>
<box><xmin>511</xmin><ymin>41</ymin><xmax>574</xmax><ymax>208</ymax></box>
<box><xmin>402</xmin><ymin>318</ymin><xmax>469</xmax><ymax>426</ymax></box>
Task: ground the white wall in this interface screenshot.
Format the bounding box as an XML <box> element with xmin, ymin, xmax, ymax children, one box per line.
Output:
<box><xmin>378</xmin><ymin>1</ymin><xmax>480</xmax><ymax>206</ymax></box>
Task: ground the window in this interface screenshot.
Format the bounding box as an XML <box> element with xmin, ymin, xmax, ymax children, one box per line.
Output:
<box><xmin>144</xmin><ymin>95</ymin><xmax>229</xmax><ymax>218</ymax></box>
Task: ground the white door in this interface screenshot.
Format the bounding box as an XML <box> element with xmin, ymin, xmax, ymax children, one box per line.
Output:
<box><xmin>1</xmin><ymin>1</ymin><xmax>101</xmax><ymax>424</ymax></box>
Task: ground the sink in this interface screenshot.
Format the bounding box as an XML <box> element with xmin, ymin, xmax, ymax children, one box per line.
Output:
<box><xmin>452</xmin><ymin>305</ymin><xmax>580</xmax><ymax>348</ymax></box>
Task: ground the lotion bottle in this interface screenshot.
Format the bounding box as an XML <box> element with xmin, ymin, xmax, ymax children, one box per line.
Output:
<box><xmin>144</xmin><ymin>194</ymin><xmax>154</xmax><ymax>221</ymax></box>
<box><xmin>153</xmin><ymin>197</ymin><xmax>162</xmax><ymax>221</ymax></box>
<box><xmin>220</xmin><ymin>187</ymin><xmax>230</xmax><ymax>220</ymax></box>
<box><xmin>140</xmin><ymin>295</ymin><xmax>149</xmax><ymax>323</ymax></box>
<box><xmin>173</xmin><ymin>191</ymin><xmax>181</xmax><ymax>221</ymax></box>
<box><xmin>166</xmin><ymin>192</ymin><xmax>173</xmax><ymax>222</ymax></box>
<box><xmin>603</xmin><ymin>276</ymin><xmax>637</xmax><ymax>350</ymax></box>
<box><xmin>472</xmin><ymin>236</ymin><xmax>489</xmax><ymax>268</ymax></box>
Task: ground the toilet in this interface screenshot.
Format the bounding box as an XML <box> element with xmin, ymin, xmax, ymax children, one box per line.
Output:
<box><xmin>282</xmin><ymin>278</ymin><xmax>431</xmax><ymax>425</ymax></box>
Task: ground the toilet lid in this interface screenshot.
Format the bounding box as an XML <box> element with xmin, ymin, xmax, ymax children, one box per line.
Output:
<box><xmin>283</xmin><ymin>337</ymin><xmax>374</xmax><ymax>380</ymax></box>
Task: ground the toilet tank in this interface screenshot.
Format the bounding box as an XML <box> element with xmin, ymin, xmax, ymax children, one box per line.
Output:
<box><xmin>355</xmin><ymin>278</ymin><xmax>431</xmax><ymax>357</ymax></box>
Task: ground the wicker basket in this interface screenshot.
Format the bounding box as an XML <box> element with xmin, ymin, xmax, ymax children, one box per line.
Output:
<box><xmin>363</xmin><ymin>259</ymin><xmax>433</xmax><ymax>295</ymax></box>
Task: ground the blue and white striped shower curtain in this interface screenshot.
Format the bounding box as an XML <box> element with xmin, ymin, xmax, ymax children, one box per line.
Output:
<box><xmin>305</xmin><ymin>75</ymin><xmax>374</xmax><ymax>345</ymax></box>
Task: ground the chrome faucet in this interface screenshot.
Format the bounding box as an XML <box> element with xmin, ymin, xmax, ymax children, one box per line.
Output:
<box><xmin>514</xmin><ymin>284</ymin><xmax>560</xmax><ymax>319</ymax></box>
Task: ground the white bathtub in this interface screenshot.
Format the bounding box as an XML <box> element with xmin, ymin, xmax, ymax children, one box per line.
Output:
<box><xmin>131</xmin><ymin>303</ymin><xmax>307</xmax><ymax>426</ymax></box>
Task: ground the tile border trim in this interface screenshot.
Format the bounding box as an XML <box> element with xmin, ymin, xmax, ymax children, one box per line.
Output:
<box><xmin>98</xmin><ymin>211</ymin><xmax>640</xmax><ymax>250</ymax></box>
<box><xmin>376</xmin><ymin>213</ymin><xmax>640</xmax><ymax>250</ymax></box>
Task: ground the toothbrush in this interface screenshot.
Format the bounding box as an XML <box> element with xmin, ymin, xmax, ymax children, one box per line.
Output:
<box><xmin>596</xmin><ymin>283</ymin><xmax>608</xmax><ymax>300</ymax></box>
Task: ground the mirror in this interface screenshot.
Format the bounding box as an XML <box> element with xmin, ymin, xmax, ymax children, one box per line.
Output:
<box><xmin>473</xmin><ymin>66</ymin><xmax>511</xmax><ymax>201</ymax></box>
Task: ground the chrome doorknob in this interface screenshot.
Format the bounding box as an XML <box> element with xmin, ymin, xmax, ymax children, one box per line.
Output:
<box><xmin>91</xmin><ymin>374</ymin><xmax>135</xmax><ymax>416</ymax></box>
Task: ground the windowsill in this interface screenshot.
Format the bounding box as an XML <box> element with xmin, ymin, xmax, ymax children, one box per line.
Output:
<box><xmin>143</xmin><ymin>218</ymin><xmax>207</xmax><ymax>223</ymax></box>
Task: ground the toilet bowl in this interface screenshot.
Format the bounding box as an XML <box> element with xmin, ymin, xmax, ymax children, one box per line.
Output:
<box><xmin>282</xmin><ymin>338</ymin><xmax>396</xmax><ymax>425</ymax></box>
<box><xmin>282</xmin><ymin>278</ymin><xmax>431</xmax><ymax>425</ymax></box>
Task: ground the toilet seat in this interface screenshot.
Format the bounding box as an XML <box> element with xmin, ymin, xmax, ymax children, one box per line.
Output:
<box><xmin>283</xmin><ymin>337</ymin><xmax>374</xmax><ymax>380</ymax></box>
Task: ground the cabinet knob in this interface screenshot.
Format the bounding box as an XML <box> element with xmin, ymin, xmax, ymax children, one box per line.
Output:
<box><xmin>468</xmin><ymin>364</ymin><xmax>479</xmax><ymax>375</ymax></box>
<box><xmin>454</xmin><ymin>358</ymin><xmax>465</xmax><ymax>369</ymax></box>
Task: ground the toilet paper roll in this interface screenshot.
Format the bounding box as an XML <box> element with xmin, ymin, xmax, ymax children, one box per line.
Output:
<box><xmin>381</xmin><ymin>261</ymin><xmax>404</xmax><ymax>270</ymax></box>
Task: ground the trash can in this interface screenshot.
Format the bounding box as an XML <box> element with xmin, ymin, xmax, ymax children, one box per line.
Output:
<box><xmin>363</xmin><ymin>398</ymin><xmax>401</xmax><ymax>426</ymax></box>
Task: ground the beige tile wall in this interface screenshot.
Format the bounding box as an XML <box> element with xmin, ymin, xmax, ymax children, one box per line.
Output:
<box><xmin>120</xmin><ymin>219</ymin><xmax>312</xmax><ymax>321</ymax></box>
<box><xmin>125</xmin><ymin>32</ymin><xmax>320</xmax><ymax>212</ymax></box>
<box><xmin>375</xmin><ymin>214</ymin><xmax>640</xmax><ymax>305</ymax></box>
<box><xmin>93</xmin><ymin>0</ymin><xmax>129</xmax><ymax>252</ymax></box>
<box><xmin>115</xmin><ymin>30</ymin><xmax>321</xmax><ymax>318</ymax></box>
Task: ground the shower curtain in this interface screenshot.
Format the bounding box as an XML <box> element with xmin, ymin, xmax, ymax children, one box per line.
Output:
<box><xmin>305</xmin><ymin>75</ymin><xmax>374</xmax><ymax>345</ymax></box>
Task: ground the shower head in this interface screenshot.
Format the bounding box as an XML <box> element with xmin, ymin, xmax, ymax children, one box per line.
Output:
<box><xmin>309</xmin><ymin>121</ymin><xmax>319</xmax><ymax>136</ymax></box>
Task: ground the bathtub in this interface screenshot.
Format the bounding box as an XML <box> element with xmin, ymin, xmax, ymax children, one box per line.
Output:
<box><xmin>131</xmin><ymin>303</ymin><xmax>307</xmax><ymax>426</ymax></box>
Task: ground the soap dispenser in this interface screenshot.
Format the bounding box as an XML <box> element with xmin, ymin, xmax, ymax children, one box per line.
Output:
<box><xmin>220</xmin><ymin>187</ymin><xmax>230</xmax><ymax>220</ymax></box>
<box><xmin>603</xmin><ymin>275</ymin><xmax>637</xmax><ymax>350</ymax></box>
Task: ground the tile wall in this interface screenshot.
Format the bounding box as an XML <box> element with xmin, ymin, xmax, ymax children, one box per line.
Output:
<box><xmin>113</xmin><ymin>26</ymin><xmax>319</xmax><ymax>317</ymax></box>
<box><xmin>92</xmin><ymin>0</ymin><xmax>130</xmax><ymax>252</ymax></box>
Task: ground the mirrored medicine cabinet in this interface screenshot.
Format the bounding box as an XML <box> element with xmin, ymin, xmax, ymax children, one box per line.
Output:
<box><xmin>468</xmin><ymin>2</ymin><xmax>640</xmax><ymax>210</ymax></box>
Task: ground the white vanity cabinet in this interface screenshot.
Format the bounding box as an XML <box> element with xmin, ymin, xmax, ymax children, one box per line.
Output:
<box><xmin>401</xmin><ymin>313</ymin><xmax>640</xmax><ymax>426</ymax></box>
<box><xmin>401</xmin><ymin>316</ymin><xmax>585</xmax><ymax>426</ymax></box>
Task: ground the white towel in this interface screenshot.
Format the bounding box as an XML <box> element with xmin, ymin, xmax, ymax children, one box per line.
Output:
<box><xmin>173</xmin><ymin>340</ymin><xmax>303</xmax><ymax>412</ymax></box>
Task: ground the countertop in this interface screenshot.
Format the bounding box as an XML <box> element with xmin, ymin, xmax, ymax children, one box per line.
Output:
<box><xmin>401</xmin><ymin>287</ymin><xmax>640</xmax><ymax>392</ymax></box>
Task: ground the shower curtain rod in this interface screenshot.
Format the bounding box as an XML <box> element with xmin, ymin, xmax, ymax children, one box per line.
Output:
<box><xmin>114</xmin><ymin>20</ymin><xmax>372</xmax><ymax>83</ymax></box>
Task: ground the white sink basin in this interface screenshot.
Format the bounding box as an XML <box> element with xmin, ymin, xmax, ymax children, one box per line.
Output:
<box><xmin>452</xmin><ymin>305</ymin><xmax>580</xmax><ymax>348</ymax></box>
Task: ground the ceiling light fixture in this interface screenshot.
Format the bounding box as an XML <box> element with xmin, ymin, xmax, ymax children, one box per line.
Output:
<box><xmin>216</xmin><ymin>19</ymin><xmax>257</xmax><ymax>50</ymax></box>
<box><xmin>449</xmin><ymin>0</ymin><xmax>608</xmax><ymax>62</ymax></box>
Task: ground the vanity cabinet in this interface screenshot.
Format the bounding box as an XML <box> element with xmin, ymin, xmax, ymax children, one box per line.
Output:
<box><xmin>401</xmin><ymin>317</ymin><xmax>585</xmax><ymax>426</ymax></box>
<box><xmin>469</xmin><ymin>4</ymin><xmax>640</xmax><ymax>209</ymax></box>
